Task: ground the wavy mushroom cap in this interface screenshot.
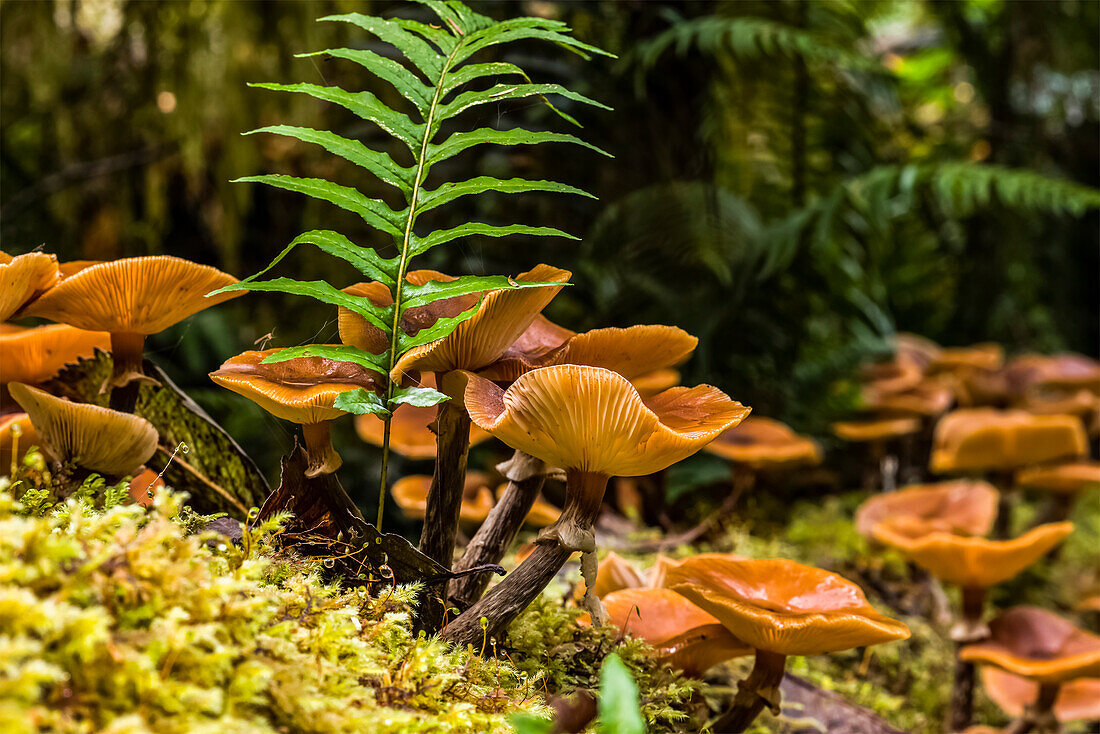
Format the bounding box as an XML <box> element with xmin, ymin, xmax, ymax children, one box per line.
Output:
<box><xmin>931</xmin><ymin>409</ymin><xmax>1088</xmax><ymax>473</ymax></box>
<box><xmin>665</xmin><ymin>556</ymin><xmax>909</xmax><ymax>656</ymax></box>
<box><xmin>855</xmin><ymin>480</ymin><xmax>999</xmax><ymax>540</ymax></box>
<box><xmin>353</xmin><ymin>374</ymin><xmax>490</xmax><ymax>460</ymax></box>
<box><xmin>1011</xmin><ymin>353</ymin><xmax>1100</xmax><ymax>394</ymax></box>
<box><xmin>862</xmin><ymin>379</ymin><xmax>955</xmax><ymax>417</ymax></box>
<box><xmin>961</xmin><ymin>606</ymin><xmax>1100</xmax><ymax>684</ymax></box>
<box><xmin>872</xmin><ymin>521</ymin><xmax>1074</xmax><ymax>589</ymax></box>
<box><xmin>630</xmin><ymin>368</ymin><xmax>682</xmax><ymax>397</ymax></box>
<box><xmin>7</xmin><ymin>383</ymin><xmax>157</xmax><ymax>476</ymax></box>
<box><xmin>603</xmin><ymin>588</ymin><xmax>752</xmax><ymax>676</ymax></box>
<box><xmin>209</xmin><ymin>348</ymin><xmax>383</xmax><ymax>425</ymax></box>
<box><xmin>389</xmin><ymin>264</ymin><xmax>571</xmax><ymax>381</ymax></box>
<box><xmin>705</xmin><ymin>416</ymin><xmax>822</xmax><ymax>469</ymax></box>
<box><xmin>1079</xmin><ymin>595</ymin><xmax>1100</xmax><ymax>612</ymax></box>
<box><xmin>1016</xmin><ymin>462</ymin><xmax>1100</xmax><ymax>495</ymax></box>
<box><xmin>19</xmin><ymin>256</ymin><xmax>241</xmax><ymax>335</ymax></box>
<box><xmin>390</xmin><ymin>471</ymin><xmax>496</xmax><ymax>524</ymax></box>
<box><xmin>338</xmin><ymin>270</ymin><xmax>474</xmax><ymax>355</ymax></box>
<box><xmin>1021</xmin><ymin>388</ymin><xmax>1100</xmax><ymax>420</ymax></box>
<box><xmin>575</xmin><ymin>552</ymin><xmax>647</xmax><ymax>601</ymax></box>
<box><xmin>0</xmin><ymin>251</ymin><xmax>59</xmax><ymax>321</ymax></box>
<box><xmin>646</xmin><ymin>555</ymin><xmax>687</xmax><ymax>589</ymax></box>
<box><xmin>860</xmin><ymin>355</ymin><xmax>925</xmax><ymax>395</ymax></box>
<box><xmin>0</xmin><ymin>324</ymin><xmax>110</xmax><ymax>385</ymax></box>
<box><xmin>463</xmin><ymin>365</ymin><xmax>750</xmax><ymax>477</ymax></box>
<box><xmin>981</xmin><ymin>667</ymin><xmax>1100</xmax><ymax>722</ymax></box>
<box><xmin>895</xmin><ymin>333</ymin><xmax>942</xmax><ymax>371</ymax></box>
<box><xmin>832</xmin><ymin>417</ymin><xmax>921</xmax><ymax>443</ymax></box>
<box><xmin>0</xmin><ymin>413</ymin><xmax>44</xmax><ymax>475</ymax></box>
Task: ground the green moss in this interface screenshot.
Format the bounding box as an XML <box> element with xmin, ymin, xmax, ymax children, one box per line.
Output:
<box><xmin>0</xmin><ymin>483</ymin><xmax>548</xmax><ymax>734</ymax></box>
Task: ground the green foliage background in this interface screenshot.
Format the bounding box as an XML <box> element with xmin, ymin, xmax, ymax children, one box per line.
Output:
<box><xmin>2</xmin><ymin>0</ymin><xmax>1097</xmax><ymax>511</ymax></box>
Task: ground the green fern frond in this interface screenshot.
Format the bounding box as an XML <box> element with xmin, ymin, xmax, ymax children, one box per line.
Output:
<box><xmin>212</xmin><ymin>0</ymin><xmax>612</xmax><ymax>516</ymax></box>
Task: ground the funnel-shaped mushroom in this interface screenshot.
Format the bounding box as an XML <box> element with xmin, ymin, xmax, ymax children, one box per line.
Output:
<box><xmin>7</xmin><ymin>383</ymin><xmax>157</xmax><ymax>478</ymax></box>
<box><xmin>19</xmin><ymin>256</ymin><xmax>242</xmax><ymax>400</ymax></box>
<box><xmin>665</xmin><ymin>556</ymin><xmax>909</xmax><ymax>732</ymax></box>
<box><xmin>861</xmin><ymin>379</ymin><xmax>954</xmax><ymax>417</ymax></box>
<box><xmin>210</xmin><ymin>348</ymin><xmax>383</xmax><ymax>477</ymax></box>
<box><xmin>931</xmin><ymin>409</ymin><xmax>1088</xmax><ymax>474</ymax></box>
<box><xmin>1016</xmin><ymin>462</ymin><xmax>1100</xmax><ymax>495</ymax></box>
<box><xmin>860</xmin><ymin>355</ymin><xmax>925</xmax><ymax>395</ymax></box>
<box><xmin>706</xmin><ymin>416</ymin><xmax>822</xmax><ymax>470</ymax></box>
<box><xmin>855</xmin><ymin>480</ymin><xmax>999</xmax><ymax>541</ymax></box>
<box><xmin>442</xmin><ymin>365</ymin><xmax>748</xmax><ymax>646</ymax></box>
<box><xmin>0</xmin><ymin>324</ymin><xmax>110</xmax><ymax>386</ymax></box>
<box><xmin>0</xmin><ymin>251</ymin><xmax>58</xmax><ymax>321</ymax></box>
<box><xmin>1</xmin><ymin>413</ymin><xmax>42</xmax><ymax>477</ymax></box>
<box><xmin>354</xmin><ymin>374</ymin><xmax>490</xmax><ymax>460</ymax></box>
<box><xmin>602</xmin><ymin>587</ymin><xmax>752</xmax><ymax>677</ymax></box>
<box><xmin>962</xmin><ymin>607</ymin><xmax>1100</xmax><ymax>733</ymax></box>
<box><xmin>392</xmin><ymin>471</ymin><xmax>497</xmax><ymax>524</ymax></box>
<box><xmin>389</xmin><ymin>264</ymin><xmax>571</xmax><ymax>381</ymax></box>
<box><xmin>833</xmin><ymin>417</ymin><xmax>921</xmax><ymax>492</ymax></box>
<box><xmin>929</xmin><ymin>343</ymin><xmax>1005</xmax><ymax>374</ymax></box>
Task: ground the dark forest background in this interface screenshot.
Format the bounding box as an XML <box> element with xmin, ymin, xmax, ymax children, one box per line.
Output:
<box><xmin>3</xmin><ymin>0</ymin><xmax>1098</xmax><ymax>515</ymax></box>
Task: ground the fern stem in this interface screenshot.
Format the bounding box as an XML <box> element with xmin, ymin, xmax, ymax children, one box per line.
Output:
<box><xmin>376</xmin><ymin>38</ymin><xmax>465</xmax><ymax>528</ymax></box>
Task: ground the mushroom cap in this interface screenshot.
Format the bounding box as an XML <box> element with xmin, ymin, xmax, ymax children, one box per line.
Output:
<box><xmin>930</xmin><ymin>409</ymin><xmax>1088</xmax><ymax>473</ymax></box>
<box><xmin>1</xmin><ymin>251</ymin><xmax>59</xmax><ymax>321</ymax></box>
<box><xmin>705</xmin><ymin>416</ymin><xmax>822</xmax><ymax>469</ymax></box>
<box><xmin>463</xmin><ymin>365</ymin><xmax>750</xmax><ymax>476</ymax></box>
<box><xmin>353</xmin><ymin>374</ymin><xmax>490</xmax><ymax>459</ymax></box>
<box><xmin>1021</xmin><ymin>388</ymin><xmax>1100</xmax><ymax>420</ymax></box>
<box><xmin>1079</xmin><ymin>595</ymin><xmax>1100</xmax><ymax>612</ymax></box>
<box><xmin>19</xmin><ymin>256</ymin><xmax>242</xmax><ymax>335</ymax></box>
<box><xmin>475</xmin><ymin>314</ymin><xmax>577</xmax><ymax>382</ymax></box>
<box><xmin>665</xmin><ymin>556</ymin><xmax>910</xmax><ymax>656</ymax></box>
<box><xmin>894</xmin><ymin>333</ymin><xmax>942</xmax><ymax>371</ymax></box>
<box><xmin>0</xmin><ymin>324</ymin><xmax>110</xmax><ymax>385</ymax></box>
<box><xmin>7</xmin><ymin>383</ymin><xmax>157</xmax><ymax>476</ymax></box>
<box><xmin>861</xmin><ymin>379</ymin><xmax>955</xmax><ymax>417</ymax></box>
<box><xmin>545</xmin><ymin>325</ymin><xmax>697</xmax><ymax>380</ymax></box>
<box><xmin>871</xmin><ymin>521</ymin><xmax>1074</xmax><ymax>588</ymax></box>
<box><xmin>575</xmin><ymin>552</ymin><xmax>647</xmax><ymax>600</ymax></box>
<box><xmin>832</xmin><ymin>417</ymin><xmax>921</xmax><ymax>442</ymax></box>
<box><xmin>981</xmin><ymin>666</ymin><xmax>1100</xmax><ymax>722</ymax></box>
<box><xmin>630</xmin><ymin>368</ymin><xmax>682</xmax><ymax>397</ymax></box>
<box><xmin>390</xmin><ymin>471</ymin><xmax>496</xmax><ymax>524</ymax></box>
<box><xmin>961</xmin><ymin>606</ymin><xmax>1100</xmax><ymax>684</ymax></box>
<box><xmin>128</xmin><ymin>468</ymin><xmax>165</xmax><ymax>508</ymax></box>
<box><xmin>855</xmin><ymin>480</ymin><xmax>999</xmax><ymax>541</ymax></box>
<box><xmin>389</xmin><ymin>264</ymin><xmax>571</xmax><ymax>381</ymax></box>
<box><xmin>1017</xmin><ymin>353</ymin><xmax>1100</xmax><ymax>394</ymax></box>
<box><xmin>209</xmin><ymin>348</ymin><xmax>383</xmax><ymax>425</ymax></box>
<box><xmin>1016</xmin><ymin>461</ymin><xmax>1100</xmax><ymax>494</ymax></box>
<box><xmin>603</xmin><ymin>587</ymin><xmax>752</xmax><ymax>675</ymax></box>
<box><xmin>0</xmin><ymin>413</ymin><xmax>44</xmax><ymax>475</ymax></box>
<box><xmin>860</xmin><ymin>355</ymin><xmax>925</xmax><ymax>395</ymax></box>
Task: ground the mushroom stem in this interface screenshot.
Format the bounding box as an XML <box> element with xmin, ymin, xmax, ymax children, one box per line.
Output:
<box><xmin>949</xmin><ymin>586</ymin><xmax>989</xmax><ymax>732</ymax></box>
<box><xmin>991</xmin><ymin>470</ymin><xmax>1016</xmax><ymax>539</ymax></box>
<box><xmin>416</xmin><ymin>394</ymin><xmax>473</xmax><ymax>632</ymax></box>
<box><xmin>441</xmin><ymin>471</ymin><xmax>608</xmax><ymax>648</ymax></box>
<box><xmin>450</xmin><ymin>450</ymin><xmax>548</xmax><ymax>608</ymax></box>
<box><xmin>1001</xmin><ymin>682</ymin><xmax>1062</xmax><ymax>734</ymax></box>
<box><xmin>301</xmin><ymin>421</ymin><xmax>342</xmax><ymax>478</ymax></box>
<box><xmin>713</xmin><ymin>649</ymin><xmax>787</xmax><ymax>733</ymax></box>
<box><xmin>107</xmin><ymin>332</ymin><xmax>147</xmax><ymax>404</ymax></box>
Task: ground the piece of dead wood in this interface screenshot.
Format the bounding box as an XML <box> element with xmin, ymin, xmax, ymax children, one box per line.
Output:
<box><xmin>776</xmin><ymin>673</ymin><xmax>904</xmax><ymax>734</ymax></box>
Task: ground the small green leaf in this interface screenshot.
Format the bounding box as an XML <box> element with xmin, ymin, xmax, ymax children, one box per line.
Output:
<box><xmin>597</xmin><ymin>653</ymin><xmax>646</xmax><ymax>734</ymax></box>
<box><xmin>507</xmin><ymin>714</ymin><xmax>553</xmax><ymax>734</ymax></box>
<box><xmin>436</xmin><ymin>83</ymin><xmax>611</xmax><ymax>128</ymax></box>
<box><xmin>411</xmin><ymin>223</ymin><xmax>576</xmax><ymax>256</ymax></box>
<box><xmin>417</xmin><ymin>176</ymin><xmax>595</xmax><ymax>215</ymax></box>
<box><xmin>391</xmin><ymin>385</ymin><xmax>449</xmax><ymax>408</ymax></box>
<box><xmin>426</xmin><ymin>128</ymin><xmax>611</xmax><ymax>167</ymax></box>
<box><xmin>318</xmin><ymin>14</ymin><xmax>446</xmax><ymax>79</ymax></box>
<box><xmin>454</xmin><ymin>22</ymin><xmax>615</xmax><ymax>65</ymax></box>
<box><xmin>397</xmin><ymin>299</ymin><xmax>481</xmax><ymax>352</ymax></box>
<box><xmin>233</xmin><ymin>174</ymin><xmax>405</xmax><ymax>237</ymax></box>
<box><xmin>439</xmin><ymin>61</ymin><xmax>529</xmax><ymax>97</ymax></box>
<box><xmin>297</xmin><ymin>48</ymin><xmax>433</xmax><ymax>115</ymax></box>
<box><xmin>334</xmin><ymin>388</ymin><xmax>391</xmax><ymax>416</ymax></box>
<box><xmin>260</xmin><ymin>344</ymin><xmax>389</xmax><ymax>374</ymax></box>
<box><xmin>401</xmin><ymin>274</ymin><xmax>558</xmax><ymax>308</ymax></box>
<box><xmin>220</xmin><ymin>278</ymin><xmax>393</xmax><ymax>331</ymax></box>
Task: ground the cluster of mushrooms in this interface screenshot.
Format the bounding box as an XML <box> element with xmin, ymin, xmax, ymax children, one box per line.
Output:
<box><xmin>6</xmin><ymin>248</ymin><xmax>1098</xmax><ymax>733</ymax></box>
<box><xmin>1</xmin><ymin>250</ymin><xmax>241</xmax><ymax>500</ymax></box>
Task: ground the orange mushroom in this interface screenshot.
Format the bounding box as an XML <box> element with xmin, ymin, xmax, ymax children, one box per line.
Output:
<box><xmin>7</xmin><ymin>382</ymin><xmax>157</xmax><ymax>479</ymax></box>
<box><xmin>706</xmin><ymin>415</ymin><xmax>822</xmax><ymax>486</ymax></box>
<box><xmin>0</xmin><ymin>250</ymin><xmax>58</xmax><ymax>321</ymax></box>
<box><xmin>128</xmin><ymin>468</ymin><xmax>166</xmax><ymax>508</ymax></box>
<box><xmin>19</xmin><ymin>256</ymin><xmax>242</xmax><ymax>406</ymax></box>
<box><xmin>854</xmin><ymin>480</ymin><xmax>999</xmax><ymax>541</ymax></box>
<box><xmin>832</xmin><ymin>416</ymin><xmax>921</xmax><ymax>491</ymax></box>
<box><xmin>601</xmin><ymin>587</ymin><xmax>752</xmax><ymax>677</ymax></box>
<box><xmin>981</xmin><ymin>667</ymin><xmax>1100</xmax><ymax>728</ymax></box>
<box><xmin>391</xmin><ymin>471</ymin><xmax>497</xmax><ymax>525</ymax></box>
<box><xmin>931</xmin><ymin>409</ymin><xmax>1088</xmax><ymax>475</ymax></box>
<box><xmin>962</xmin><ymin>607</ymin><xmax>1100</xmax><ymax>733</ymax></box>
<box><xmin>210</xmin><ymin>348</ymin><xmax>384</xmax><ymax>477</ymax></box>
<box><xmin>861</xmin><ymin>378</ymin><xmax>955</xmax><ymax>417</ymax></box>
<box><xmin>574</xmin><ymin>551</ymin><xmax>647</xmax><ymax>601</ymax></box>
<box><xmin>665</xmin><ymin>556</ymin><xmax>909</xmax><ymax>732</ymax></box>
<box><xmin>441</xmin><ymin>365</ymin><xmax>748</xmax><ymax>646</ymax></box>
<box><xmin>0</xmin><ymin>324</ymin><xmax>110</xmax><ymax>386</ymax></box>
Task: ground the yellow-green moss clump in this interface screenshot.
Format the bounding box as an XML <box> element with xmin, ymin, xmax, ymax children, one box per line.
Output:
<box><xmin>0</xmin><ymin>483</ymin><xmax>550</xmax><ymax>734</ymax></box>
